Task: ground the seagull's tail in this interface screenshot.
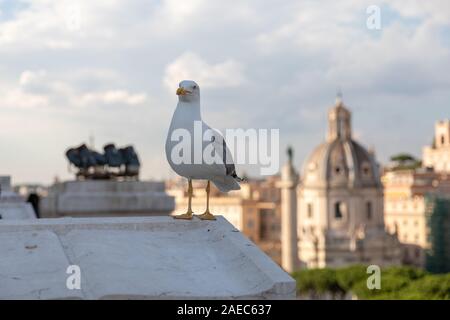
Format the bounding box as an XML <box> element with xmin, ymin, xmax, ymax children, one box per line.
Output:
<box><xmin>211</xmin><ymin>176</ymin><xmax>241</xmax><ymax>193</ymax></box>
<box><xmin>232</xmin><ymin>173</ymin><xmax>246</xmax><ymax>183</ymax></box>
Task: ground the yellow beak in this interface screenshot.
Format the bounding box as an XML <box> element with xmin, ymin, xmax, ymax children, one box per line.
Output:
<box><xmin>176</xmin><ymin>87</ymin><xmax>188</xmax><ymax>95</ymax></box>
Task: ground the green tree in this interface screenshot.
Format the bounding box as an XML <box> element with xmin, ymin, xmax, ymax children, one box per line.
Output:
<box><xmin>292</xmin><ymin>268</ymin><xmax>344</xmax><ymax>298</ymax></box>
<box><xmin>389</xmin><ymin>153</ymin><xmax>422</xmax><ymax>171</ymax></box>
<box><xmin>390</xmin><ymin>153</ymin><xmax>416</xmax><ymax>162</ymax></box>
<box><xmin>292</xmin><ymin>265</ymin><xmax>450</xmax><ymax>300</ymax></box>
<box><xmin>399</xmin><ymin>274</ymin><xmax>450</xmax><ymax>300</ymax></box>
<box><xmin>335</xmin><ymin>265</ymin><xmax>367</xmax><ymax>291</ymax></box>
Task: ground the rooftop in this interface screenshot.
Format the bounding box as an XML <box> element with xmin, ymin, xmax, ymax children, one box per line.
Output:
<box><xmin>0</xmin><ymin>216</ymin><xmax>295</xmax><ymax>299</ymax></box>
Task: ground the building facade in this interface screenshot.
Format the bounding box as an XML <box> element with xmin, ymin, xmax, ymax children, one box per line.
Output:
<box><xmin>41</xmin><ymin>180</ymin><xmax>175</xmax><ymax>218</ymax></box>
<box><xmin>0</xmin><ymin>176</ymin><xmax>36</xmax><ymax>220</ymax></box>
<box><xmin>423</xmin><ymin>120</ymin><xmax>450</xmax><ymax>172</ymax></box>
<box><xmin>383</xmin><ymin>169</ymin><xmax>450</xmax><ymax>269</ymax></box>
<box><xmin>383</xmin><ymin>120</ymin><xmax>450</xmax><ymax>269</ymax></box>
<box><xmin>297</xmin><ymin>96</ymin><xmax>401</xmax><ymax>268</ymax></box>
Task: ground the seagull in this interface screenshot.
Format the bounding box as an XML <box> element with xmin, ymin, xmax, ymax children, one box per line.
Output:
<box><xmin>165</xmin><ymin>80</ymin><xmax>242</xmax><ymax>220</ymax></box>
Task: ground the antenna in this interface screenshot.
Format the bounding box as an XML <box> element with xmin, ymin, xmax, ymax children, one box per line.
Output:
<box><xmin>337</xmin><ymin>87</ymin><xmax>343</xmax><ymax>98</ymax></box>
<box><xmin>335</xmin><ymin>87</ymin><xmax>344</xmax><ymax>106</ymax></box>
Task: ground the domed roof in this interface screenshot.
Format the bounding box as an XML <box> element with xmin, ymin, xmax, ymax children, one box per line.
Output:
<box><xmin>301</xmin><ymin>96</ymin><xmax>381</xmax><ymax>189</ymax></box>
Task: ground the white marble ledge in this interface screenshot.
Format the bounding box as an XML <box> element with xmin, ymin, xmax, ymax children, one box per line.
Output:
<box><xmin>0</xmin><ymin>216</ymin><xmax>295</xmax><ymax>300</ymax></box>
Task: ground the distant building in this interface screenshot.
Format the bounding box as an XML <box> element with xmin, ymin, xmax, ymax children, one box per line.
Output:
<box><xmin>167</xmin><ymin>177</ymin><xmax>282</xmax><ymax>264</ymax></box>
<box><xmin>40</xmin><ymin>180</ymin><xmax>174</xmax><ymax>218</ymax></box>
<box><xmin>382</xmin><ymin>169</ymin><xmax>450</xmax><ymax>267</ymax></box>
<box><xmin>13</xmin><ymin>183</ymin><xmax>49</xmax><ymax>218</ymax></box>
<box><xmin>14</xmin><ymin>184</ymin><xmax>49</xmax><ymax>198</ymax></box>
<box><xmin>297</xmin><ymin>96</ymin><xmax>401</xmax><ymax>268</ymax></box>
<box><xmin>0</xmin><ymin>176</ymin><xmax>36</xmax><ymax>220</ymax></box>
<box><xmin>423</xmin><ymin>120</ymin><xmax>450</xmax><ymax>172</ymax></box>
<box><xmin>383</xmin><ymin>120</ymin><xmax>450</xmax><ymax>270</ymax></box>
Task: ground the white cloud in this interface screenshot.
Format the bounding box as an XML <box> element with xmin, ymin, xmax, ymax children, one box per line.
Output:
<box><xmin>1</xmin><ymin>69</ymin><xmax>148</xmax><ymax>109</ymax></box>
<box><xmin>156</xmin><ymin>0</ymin><xmax>207</xmax><ymax>26</ymax></box>
<box><xmin>3</xmin><ymin>89</ymin><xmax>49</xmax><ymax>109</ymax></box>
<box><xmin>19</xmin><ymin>69</ymin><xmax>47</xmax><ymax>86</ymax></box>
<box><xmin>80</xmin><ymin>90</ymin><xmax>148</xmax><ymax>106</ymax></box>
<box><xmin>163</xmin><ymin>52</ymin><xmax>246</xmax><ymax>90</ymax></box>
<box><xmin>255</xmin><ymin>0</ymin><xmax>380</xmax><ymax>56</ymax></box>
<box><xmin>389</xmin><ymin>0</ymin><xmax>450</xmax><ymax>25</ymax></box>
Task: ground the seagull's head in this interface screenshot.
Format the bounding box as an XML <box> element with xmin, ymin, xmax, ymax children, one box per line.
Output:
<box><xmin>176</xmin><ymin>80</ymin><xmax>200</xmax><ymax>103</ymax></box>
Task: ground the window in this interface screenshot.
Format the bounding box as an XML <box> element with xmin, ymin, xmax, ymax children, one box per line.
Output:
<box><xmin>415</xmin><ymin>248</ymin><xmax>421</xmax><ymax>258</ymax></box>
<box><xmin>442</xmin><ymin>135</ymin><xmax>445</xmax><ymax>145</ymax></box>
<box><xmin>335</xmin><ymin>166</ymin><xmax>341</xmax><ymax>174</ymax></box>
<box><xmin>403</xmin><ymin>248</ymin><xmax>409</xmax><ymax>260</ymax></box>
<box><xmin>362</xmin><ymin>162</ymin><xmax>371</xmax><ymax>176</ymax></box>
<box><xmin>334</xmin><ymin>202</ymin><xmax>344</xmax><ymax>219</ymax></box>
<box><xmin>366</xmin><ymin>201</ymin><xmax>372</xmax><ymax>220</ymax></box>
<box><xmin>259</xmin><ymin>209</ymin><xmax>275</xmax><ymax>239</ymax></box>
<box><xmin>307</xmin><ymin>203</ymin><xmax>313</xmax><ymax>218</ymax></box>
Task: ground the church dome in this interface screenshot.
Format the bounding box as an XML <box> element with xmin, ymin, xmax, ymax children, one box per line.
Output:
<box><xmin>301</xmin><ymin>95</ymin><xmax>381</xmax><ymax>189</ymax></box>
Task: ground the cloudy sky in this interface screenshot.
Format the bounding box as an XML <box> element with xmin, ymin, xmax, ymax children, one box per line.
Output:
<box><xmin>0</xmin><ymin>0</ymin><xmax>449</xmax><ymax>184</ymax></box>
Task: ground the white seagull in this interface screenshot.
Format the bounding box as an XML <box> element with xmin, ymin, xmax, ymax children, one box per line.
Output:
<box><xmin>165</xmin><ymin>80</ymin><xmax>242</xmax><ymax>220</ymax></box>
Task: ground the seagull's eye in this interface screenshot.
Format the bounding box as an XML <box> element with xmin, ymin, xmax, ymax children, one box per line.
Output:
<box><xmin>193</xmin><ymin>85</ymin><xmax>197</xmax><ymax>90</ymax></box>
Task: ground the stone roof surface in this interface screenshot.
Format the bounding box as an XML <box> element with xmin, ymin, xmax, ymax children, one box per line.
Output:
<box><xmin>0</xmin><ymin>216</ymin><xmax>295</xmax><ymax>299</ymax></box>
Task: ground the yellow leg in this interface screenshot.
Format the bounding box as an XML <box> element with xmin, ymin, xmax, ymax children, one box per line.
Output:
<box><xmin>197</xmin><ymin>181</ymin><xmax>216</xmax><ymax>220</ymax></box>
<box><xmin>173</xmin><ymin>179</ymin><xmax>194</xmax><ymax>220</ymax></box>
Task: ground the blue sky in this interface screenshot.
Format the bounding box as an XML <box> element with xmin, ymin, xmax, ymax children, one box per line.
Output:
<box><xmin>0</xmin><ymin>0</ymin><xmax>449</xmax><ymax>184</ymax></box>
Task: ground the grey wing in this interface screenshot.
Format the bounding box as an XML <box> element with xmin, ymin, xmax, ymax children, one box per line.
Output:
<box><xmin>221</xmin><ymin>138</ymin><xmax>239</xmax><ymax>178</ymax></box>
<box><xmin>206</xmin><ymin>126</ymin><xmax>242</xmax><ymax>180</ymax></box>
